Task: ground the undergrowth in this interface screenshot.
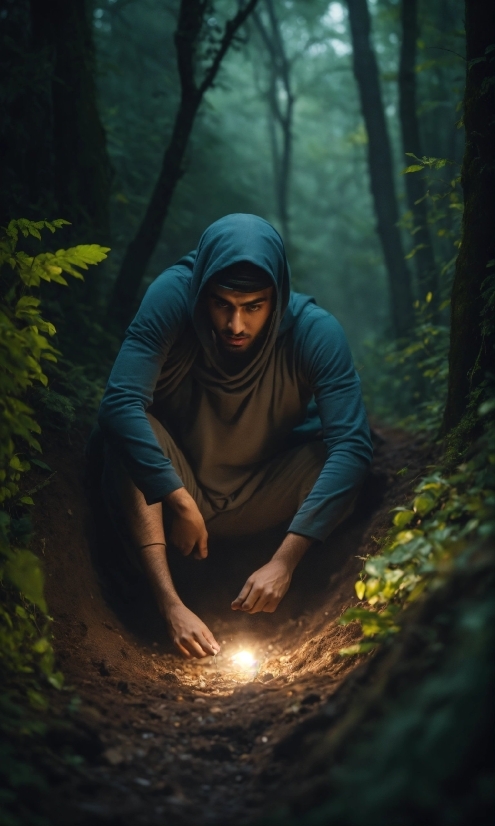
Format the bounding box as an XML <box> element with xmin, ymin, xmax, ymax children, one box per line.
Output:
<box><xmin>340</xmin><ymin>405</ymin><xmax>495</xmax><ymax>655</ymax></box>
<box><xmin>0</xmin><ymin>219</ymin><xmax>108</xmax><ymax>825</ymax></box>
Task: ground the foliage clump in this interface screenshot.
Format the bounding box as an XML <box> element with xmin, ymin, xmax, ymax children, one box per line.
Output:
<box><xmin>0</xmin><ymin>218</ymin><xmax>108</xmax><ymax>701</ymax></box>
<box><xmin>340</xmin><ymin>407</ymin><xmax>495</xmax><ymax>655</ymax></box>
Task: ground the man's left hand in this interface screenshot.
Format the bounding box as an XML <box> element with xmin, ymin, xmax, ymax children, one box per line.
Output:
<box><xmin>231</xmin><ymin>558</ymin><xmax>292</xmax><ymax>613</ymax></box>
<box><xmin>231</xmin><ymin>532</ymin><xmax>314</xmax><ymax>614</ymax></box>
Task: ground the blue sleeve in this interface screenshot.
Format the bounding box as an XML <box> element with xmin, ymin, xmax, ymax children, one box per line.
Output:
<box><xmin>98</xmin><ymin>269</ymin><xmax>190</xmax><ymax>504</ymax></box>
<box><xmin>288</xmin><ymin>308</ymin><xmax>373</xmax><ymax>541</ymax></box>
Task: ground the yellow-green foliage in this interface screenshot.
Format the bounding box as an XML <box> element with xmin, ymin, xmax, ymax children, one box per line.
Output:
<box><xmin>0</xmin><ymin>218</ymin><xmax>109</xmax><ymax>690</ymax></box>
<box><xmin>340</xmin><ymin>409</ymin><xmax>495</xmax><ymax>655</ymax></box>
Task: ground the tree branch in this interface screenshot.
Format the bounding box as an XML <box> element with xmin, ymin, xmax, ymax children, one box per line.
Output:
<box><xmin>198</xmin><ymin>0</ymin><xmax>261</xmax><ymax>96</ymax></box>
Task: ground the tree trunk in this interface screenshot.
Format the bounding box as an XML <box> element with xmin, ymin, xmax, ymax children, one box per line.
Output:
<box><xmin>346</xmin><ymin>0</ymin><xmax>413</xmax><ymax>337</ymax></box>
<box><xmin>442</xmin><ymin>2</ymin><xmax>495</xmax><ymax>434</ymax></box>
<box><xmin>111</xmin><ymin>98</ymin><xmax>200</xmax><ymax>322</ymax></box>
<box><xmin>110</xmin><ymin>0</ymin><xmax>260</xmax><ymax>327</ymax></box>
<box><xmin>398</xmin><ymin>0</ymin><xmax>439</xmax><ymax>307</ymax></box>
<box><xmin>254</xmin><ymin>0</ymin><xmax>294</xmax><ymax>246</ymax></box>
<box><xmin>30</xmin><ymin>0</ymin><xmax>112</xmax><ymax>247</ymax></box>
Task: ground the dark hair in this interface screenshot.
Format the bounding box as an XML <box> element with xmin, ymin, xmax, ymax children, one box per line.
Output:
<box><xmin>212</xmin><ymin>262</ymin><xmax>273</xmax><ymax>293</ymax></box>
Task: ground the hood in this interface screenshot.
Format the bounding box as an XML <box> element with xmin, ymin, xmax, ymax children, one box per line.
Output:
<box><xmin>188</xmin><ymin>214</ymin><xmax>291</xmax><ymax>393</ymax></box>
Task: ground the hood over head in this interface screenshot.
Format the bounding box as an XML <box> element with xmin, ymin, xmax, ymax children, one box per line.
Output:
<box><xmin>189</xmin><ymin>214</ymin><xmax>291</xmax><ymax>393</ymax></box>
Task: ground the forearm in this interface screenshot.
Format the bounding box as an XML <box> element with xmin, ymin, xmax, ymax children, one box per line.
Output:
<box><xmin>140</xmin><ymin>543</ymin><xmax>181</xmax><ymax>610</ymax></box>
<box><xmin>272</xmin><ymin>532</ymin><xmax>313</xmax><ymax>573</ymax></box>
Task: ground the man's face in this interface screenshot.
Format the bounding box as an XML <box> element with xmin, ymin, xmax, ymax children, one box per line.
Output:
<box><xmin>207</xmin><ymin>285</ymin><xmax>274</xmax><ymax>354</ymax></box>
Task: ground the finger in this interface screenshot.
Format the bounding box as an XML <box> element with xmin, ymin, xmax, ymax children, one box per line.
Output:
<box><xmin>239</xmin><ymin>586</ymin><xmax>263</xmax><ymax>613</ymax></box>
<box><xmin>180</xmin><ymin>544</ymin><xmax>194</xmax><ymax>557</ymax></box>
<box><xmin>231</xmin><ymin>580</ymin><xmax>253</xmax><ymax>610</ymax></box>
<box><xmin>197</xmin><ymin>535</ymin><xmax>208</xmax><ymax>559</ymax></box>
<box><xmin>194</xmin><ymin>632</ymin><xmax>219</xmax><ymax>657</ymax></box>
<box><xmin>181</xmin><ymin>636</ymin><xmax>207</xmax><ymax>658</ymax></box>
<box><xmin>174</xmin><ymin>640</ymin><xmax>192</xmax><ymax>659</ymax></box>
<box><xmin>201</xmin><ymin>628</ymin><xmax>221</xmax><ymax>654</ymax></box>
<box><xmin>247</xmin><ymin>592</ymin><xmax>268</xmax><ymax>614</ymax></box>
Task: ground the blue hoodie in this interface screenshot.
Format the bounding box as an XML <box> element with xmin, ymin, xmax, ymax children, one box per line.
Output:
<box><xmin>98</xmin><ymin>214</ymin><xmax>372</xmax><ymax>541</ymax></box>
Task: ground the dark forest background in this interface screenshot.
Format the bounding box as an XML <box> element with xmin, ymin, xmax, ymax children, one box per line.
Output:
<box><xmin>1</xmin><ymin>0</ymin><xmax>466</xmax><ymax>392</ymax></box>
<box><xmin>0</xmin><ymin>1</ymin><xmax>494</xmax><ymax>825</ymax></box>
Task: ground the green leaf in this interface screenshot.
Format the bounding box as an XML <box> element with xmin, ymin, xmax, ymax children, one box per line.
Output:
<box><xmin>4</xmin><ymin>549</ymin><xmax>47</xmax><ymax>611</ymax></box>
<box><xmin>27</xmin><ymin>689</ymin><xmax>48</xmax><ymax>710</ymax></box>
<box><xmin>413</xmin><ymin>492</ymin><xmax>437</xmax><ymax>516</ymax></box>
<box><xmin>48</xmin><ymin>671</ymin><xmax>64</xmax><ymax>690</ymax></box>
<box><xmin>355</xmin><ymin>580</ymin><xmax>366</xmax><ymax>600</ymax></box>
<box><xmin>479</xmin><ymin>398</ymin><xmax>495</xmax><ymax>416</ymax></box>
<box><xmin>393</xmin><ymin>509</ymin><xmax>415</xmax><ymax>528</ymax></box>
<box><xmin>19</xmin><ymin>496</ymin><xmax>34</xmax><ymax>506</ymax></box>
<box><xmin>32</xmin><ymin>637</ymin><xmax>50</xmax><ymax>654</ymax></box>
<box><xmin>30</xmin><ymin>459</ymin><xmax>52</xmax><ymax>472</ymax></box>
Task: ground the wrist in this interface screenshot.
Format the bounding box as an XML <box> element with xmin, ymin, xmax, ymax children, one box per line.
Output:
<box><xmin>158</xmin><ymin>592</ymin><xmax>183</xmax><ymax>615</ymax></box>
<box><xmin>272</xmin><ymin>533</ymin><xmax>313</xmax><ymax>573</ymax></box>
<box><xmin>164</xmin><ymin>486</ymin><xmax>196</xmax><ymax>515</ymax></box>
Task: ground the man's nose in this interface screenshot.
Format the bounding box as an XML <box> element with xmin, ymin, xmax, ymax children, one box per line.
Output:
<box><xmin>227</xmin><ymin>310</ymin><xmax>244</xmax><ymax>334</ymax></box>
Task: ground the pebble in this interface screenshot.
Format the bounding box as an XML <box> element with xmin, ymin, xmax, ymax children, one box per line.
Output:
<box><xmin>135</xmin><ymin>777</ymin><xmax>151</xmax><ymax>787</ymax></box>
<box><xmin>261</xmin><ymin>736</ymin><xmax>268</xmax><ymax>743</ymax></box>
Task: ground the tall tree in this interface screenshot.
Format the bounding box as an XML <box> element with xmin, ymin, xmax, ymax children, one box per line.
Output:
<box><xmin>30</xmin><ymin>0</ymin><xmax>112</xmax><ymax>250</ymax></box>
<box><xmin>398</xmin><ymin>0</ymin><xmax>439</xmax><ymax>308</ymax></box>
<box><xmin>253</xmin><ymin>0</ymin><xmax>294</xmax><ymax>246</ymax></box>
<box><xmin>111</xmin><ymin>0</ymin><xmax>260</xmax><ymax>326</ymax></box>
<box><xmin>442</xmin><ymin>1</ymin><xmax>495</xmax><ymax>433</ymax></box>
<box><xmin>0</xmin><ymin>0</ymin><xmax>111</xmax><ymax>283</ymax></box>
<box><xmin>346</xmin><ymin>0</ymin><xmax>413</xmax><ymax>337</ymax></box>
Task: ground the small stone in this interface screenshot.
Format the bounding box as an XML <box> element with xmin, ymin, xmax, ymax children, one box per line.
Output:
<box><xmin>135</xmin><ymin>777</ymin><xmax>151</xmax><ymax>787</ymax></box>
<box><xmin>160</xmin><ymin>672</ymin><xmax>179</xmax><ymax>684</ymax></box>
<box><xmin>210</xmin><ymin>706</ymin><xmax>222</xmax><ymax>714</ymax></box>
<box><xmin>261</xmin><ymin>736</ymin><xmax>268</xmax><ymax>744</ymax></box>
<box><xmin>142</xmin><ymin>732</ymin><xmax>154</xmax><ymax>739</ymax></box>
<box><xmin>260</xmin><ymin>672</ymin><xmax>274</xmax><ymax>683</ymax></box>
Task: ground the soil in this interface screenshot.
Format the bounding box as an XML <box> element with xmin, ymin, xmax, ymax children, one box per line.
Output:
<box><xmin>29</xmin><ymin>425</ymin><xmax>433</xmax><ymax>826</ymax></box>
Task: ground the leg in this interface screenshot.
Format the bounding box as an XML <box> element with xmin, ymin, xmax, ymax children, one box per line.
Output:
<box><xmin>206</xmin><ymin>440</ymin><xmax>328</xmax><ymax>538</ymax></box>
<box><xmin>101</xmin><ymin>415</ymin><xmax>219</xmax><ymax>658</ymax></box>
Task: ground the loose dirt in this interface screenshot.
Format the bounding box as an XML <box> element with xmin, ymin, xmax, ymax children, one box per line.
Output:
<box><xmin>31</xmin><ymin>426</ymin><xmax>432</xmax><ymax>825</ymax></box>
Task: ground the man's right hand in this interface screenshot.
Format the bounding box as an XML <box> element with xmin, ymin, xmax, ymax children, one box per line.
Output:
<box><xmin>163</xmin><ymin>602</ymin><xmax>220</xmax><ymax>659</ymax></box>
<box><xmin>165</xmin><ymin>488</ymin><xmax>208</xmax><ymax>559</ymax></box>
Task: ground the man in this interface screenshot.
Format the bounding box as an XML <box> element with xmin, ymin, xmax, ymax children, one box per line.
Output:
<box><xmin>98</xmin><ymin>214</ymin><xmax>372</xmax><ymax>659</ymax></box>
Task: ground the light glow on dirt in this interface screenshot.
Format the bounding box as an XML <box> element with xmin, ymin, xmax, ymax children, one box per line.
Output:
<box><xmin>231</xmin><ymin>650</ymin><xmax>256</xmax><ymax>670</ymax></box>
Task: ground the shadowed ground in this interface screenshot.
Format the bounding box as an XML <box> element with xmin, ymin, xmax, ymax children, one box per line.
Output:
<box><xmin>32</xmin><ymin>425</ymin><xmax>431</xmax><ymax>825</ymax></box>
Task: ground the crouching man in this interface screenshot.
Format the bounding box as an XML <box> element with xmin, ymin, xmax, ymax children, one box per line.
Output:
<box><xmin>97</xmin><ymin>214</ymin><xmax>372</xmax><ymax>658</ymax></box>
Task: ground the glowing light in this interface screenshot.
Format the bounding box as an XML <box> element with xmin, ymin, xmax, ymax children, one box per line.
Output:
<box><xmin>231</xmin><ymin>650</ymin><xmax>256</xmax><ymax>670</ymax></box>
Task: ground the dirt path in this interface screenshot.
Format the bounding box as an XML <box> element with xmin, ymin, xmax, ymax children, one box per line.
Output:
<box><xmin>31</xmin><ymin>427</ymin><xmax>432</xmax><ymax>825</ymax></box>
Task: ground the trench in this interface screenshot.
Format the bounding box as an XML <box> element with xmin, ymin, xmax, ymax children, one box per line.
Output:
<box><xmin>32</xmin><ymin>426</ymin><xmax>428</xmax><ymax>826</ymax></box>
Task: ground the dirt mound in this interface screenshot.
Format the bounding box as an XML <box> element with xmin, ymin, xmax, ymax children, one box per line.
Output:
<box><xmin>31</xmin><ymin>425</ymin><xmax>430</xmax><ymax>825</ymax></box>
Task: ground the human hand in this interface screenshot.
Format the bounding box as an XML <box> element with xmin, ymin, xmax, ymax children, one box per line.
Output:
<box><xmin>162</xmin><ymin>602</ymin><xmax>220</xmax><ymax>659</ymax></box>
<box><xmin>165</xmin><ymin>488</ymin><xmax>208</xmax><ymax>559</ymax></box>
<box><xmin>231</xmin><ymin>559</ymin><xmax>292</xmax><ymax>614</ymax></box>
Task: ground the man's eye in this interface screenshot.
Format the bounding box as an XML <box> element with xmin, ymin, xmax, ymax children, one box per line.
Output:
<box><xmin>247</xmin><ymin>305</ymin><xmax>261</xmax><ymax>312</ymax></box>
<box><xmin>214</xmin><ymin>300</ymin><xmax>228</xmax><ymax>308</ymax></box>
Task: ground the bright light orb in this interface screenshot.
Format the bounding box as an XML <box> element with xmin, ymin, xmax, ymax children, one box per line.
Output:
<box><xmin>231</xmin><ymin>650</ymin><xmax>256</xmax><ymax>670</ymax></box>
